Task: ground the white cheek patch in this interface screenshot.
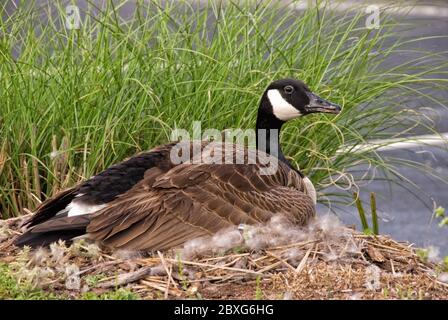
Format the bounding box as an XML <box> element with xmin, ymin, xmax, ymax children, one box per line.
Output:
<box><xmin>267</xmin><ymin>89</ymin><xmax>302</xmax><ymax>121</ymax></box>
<box><xmin>66</xmin><ymin>200</ymin><xmax>107</xmax><ymax>217</ymax></box>
<box><xmin>303</xmin><ymin>177</ymin><xmax>317</xmax><ymax>205</ymax></box>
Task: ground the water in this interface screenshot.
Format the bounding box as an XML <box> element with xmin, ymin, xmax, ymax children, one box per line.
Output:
<box><xmin>331</xmin><ymin>10</ymin><xmax>448</xmax><ymax>255</ymax></box>
<box><xmin>320</xmin><ymin>146</ymin><xmax>448</xmax><ymax>255</ymax></box>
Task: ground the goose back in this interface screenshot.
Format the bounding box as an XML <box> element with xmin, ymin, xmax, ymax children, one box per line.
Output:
<box><xmin>86</xmin><ymin>142</ymin><xmax>315</xmax><ymax>251</ymax></box>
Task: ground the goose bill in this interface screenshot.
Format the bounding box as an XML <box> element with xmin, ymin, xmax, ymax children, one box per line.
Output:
<box><xmin>305</xmin><ymin>92</ymin><xmax>341</xmax><ymax>114</ymax></box>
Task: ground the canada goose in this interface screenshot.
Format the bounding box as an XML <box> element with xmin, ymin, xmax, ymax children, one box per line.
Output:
<box><xmin>15</xmin><ymin>78</ymin><xmax>341</xmax><ymax>251</ymax></box>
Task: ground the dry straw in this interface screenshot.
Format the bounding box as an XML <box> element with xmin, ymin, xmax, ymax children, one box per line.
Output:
<box><xmin>1</xmin><ymin>214</ymin><xmax>447</xmax><ymax>299</ymax></box>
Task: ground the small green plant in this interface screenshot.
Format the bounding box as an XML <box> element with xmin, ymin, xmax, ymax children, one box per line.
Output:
<box><xmin>255</xmin><ymin>276</ymin><xmax>263</xmax><ymax>300</ymax></box>
<box><xmin>81</xmin><ymin>288</ymin><xmax>139</xmax><ymax>300</ymax></box>
<box><xmin>176</xmin><ymin>253</ymin><xmax>189</xmax><ymax>291</ymax></box>
<box><xmin>232</xmin><ymin>245</ymin><xmax>246</xmax><ymax>254</ymax></box>
<box><xmin>418</xmin><ymin>289</ymin><xmax>425</xmax><ymax>300</ymax></box>
<box><xmin>395</xmin><ymin>286</ymin><xmax>416</xmax><ymax>300</ymax></box>
<box><xmin>370</xmin><ymin>193</ymin><xmax>379</xmax><ymax>235</ymax></box>
<box><xmin>434</xmin><ymin>206</ymin><xmax>448</xmax><ymax>228</ymax></box>
<box><xmin>435</xmin><ymin>206</ymin><xmax>446</xmax><ymax>218</ymax></box>
<box><xmin>416</xmin><ymin>248</ymin><xmax>429</xmax><ymax>263</ymax></box>
<box><xmin>353</xmin><ymin>192</ymin><xmax>379</xmax><ymax>235</ymax></box>
<box><xmin>84</xmin><ymin>274</ymin><xmax>107</xmax><ymax>288</ymax></box>
<box><xmin>382</xmin><ymin>287</ymin><xmax>389</xmax><ymax>299</ymax></box>
<box><xmin>195</xmin><ymin>292</ymin><xmax>204</xmax><ymax>300</ymax></box>
<box><xmin>439</xmin><ymin>218</ymin><xmax>448</xmax><ymax>228</ymax></box>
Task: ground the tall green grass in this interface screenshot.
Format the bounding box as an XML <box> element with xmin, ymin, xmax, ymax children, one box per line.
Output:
<box><xmin>0</xmin><ymin>0</ymin><xmax>447</xmax><ymax>218</ymax></box>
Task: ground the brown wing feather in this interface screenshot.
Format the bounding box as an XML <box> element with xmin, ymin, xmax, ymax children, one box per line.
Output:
<box><xmin>86</xmin><ymin>144</ymin><xmax>315</xmax><ymax>251</ymax></box>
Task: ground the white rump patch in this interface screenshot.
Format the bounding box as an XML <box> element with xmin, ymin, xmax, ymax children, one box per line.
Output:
<box><xmin>267</xmin><ymin>89</ymin><xmax>301</xmax><ymax>121</ymax></box>
<box><xmin>66</xmin><ymin>200</ymin><xmax>106</xmax><ymax>217</ymax></box>
<box><xmin>303</xmin><ymin>177</ymin><xmax>317</xmax><ymax>205</ymax></box>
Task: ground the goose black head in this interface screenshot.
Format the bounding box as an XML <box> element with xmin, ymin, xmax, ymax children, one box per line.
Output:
<box><xmin>260</xmin><ymin>78</ymin><xmax>341</xmax><ymax>122</ymax></box>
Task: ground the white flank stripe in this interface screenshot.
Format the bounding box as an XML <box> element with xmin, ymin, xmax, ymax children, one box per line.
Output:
<box><xmin>67</xmin><ymin>201</ymin><xmax>106</xmax><ymax>217</ymax></box>
<box><xmin>303</xmin><ymin>177</ymin><xmax>317</xmax><ymax>205</ymax></box>
<box><xmin>267</xmin><ymin>89</ymin><xmax>301</xmax><ymax>121</ymax></box>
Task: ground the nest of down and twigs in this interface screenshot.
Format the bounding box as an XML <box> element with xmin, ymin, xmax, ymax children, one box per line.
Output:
<box><xmin>0</xmin><ymin>214</ymin><xmax>447</xmax><ymax>300</ymax></box>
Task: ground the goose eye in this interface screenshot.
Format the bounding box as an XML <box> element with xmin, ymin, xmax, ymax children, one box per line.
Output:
<box><xmin>284</xmin><ymin>85</ymin><xmax>294</xmax><ymax>94</ymax></box>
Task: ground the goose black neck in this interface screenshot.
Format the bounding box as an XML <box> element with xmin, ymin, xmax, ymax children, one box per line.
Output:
<box><xmin>255</xmin><ymin>96</ymin><xmax>288</xmax><ymax>165</ymax></box>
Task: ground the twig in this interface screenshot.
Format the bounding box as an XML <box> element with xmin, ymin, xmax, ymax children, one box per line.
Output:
<box><xmin>200</xmin><ymin>253</ymin><xmax>250</xmax><ymax>262</ymax></box>
<box><xmin>141</xmin><ymin>280</ymin><xmax>183</xmax><ymax>297</ymax></box>
<box><xmin>97</xmin><ymin>266</ymin><xmax>155</xmax><ymax>288</ymax></box>
<box><xmin>390</xmin><ymin>259</ymin><xmax>396</xmax><ymax>276</ymax></box>
<box><xmin>296</xmin><ymin>246</ymin><xmax>312</xmax><ymax>273</ymax></box>
<box><xmin>258</xmin><ymin>261</ymin><xmax>282</xmax><ymax>273</ymax></box>
<box><xmin>165</xmin><ymin>258</ymin><xmax>262</xmax><ymax>275</ymax></box>
<box><xmin>157</xmin><ymin>251</ymin><xmax>176</xmax><ymax>299</ymax></box>
<box><xmin>78</xmin><ymin>260</ymin><xmax>123</xmax><ymax>276</ymax></box>
<box><xmin>365</xmin><ymin>240</ymin><xmax>412</xmax><ymax>253</ymax></box>
<box><xmin>266</xmin><ymin>251</ymin><xmax>296</xmax><ymax>273</ymax></box>
<box><xmin>203</xmin><ymin>256</ymin><xmax>244</xmax><ymax>272</ymax></box>
<box><xmin>267</xmin><ymin>239</ymin><xmax>318</xmax><ymax>251</ymax></box>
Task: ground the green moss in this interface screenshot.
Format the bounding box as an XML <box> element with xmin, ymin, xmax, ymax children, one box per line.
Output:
<box><xmin>0</xmin><ymin>263</ymin><xmax>139</xmax><ymax>300</ymax></box>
